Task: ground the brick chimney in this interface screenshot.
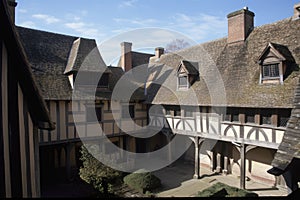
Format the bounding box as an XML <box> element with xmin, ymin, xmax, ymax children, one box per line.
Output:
<box><xmin>120</xmin><ymin>42</ymin><xmax>132</xmax><ymax>72</ymax></box>
<box><xmin>293</xmin><ymin>3</ymin><xmax>300</xmax><ymax>20</ymax></box>
<box><xmin>8</xmin><ymin>0</ymin><xmax>17</xmax><ymax>23</ymax></box>
<box><xmin>227</xmin><ymin>7</ymin><xmax>255</xmax><ymax>45</ymax></box>
<box><xmin>155</xmin><ymin>47</ymin><xmax>164</xmax><ymax>58</ymax></box>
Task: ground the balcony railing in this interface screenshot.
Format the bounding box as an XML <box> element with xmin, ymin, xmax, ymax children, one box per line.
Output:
<box><xmin>149</xmin><ymin>113</ymin><xmax>286</xmax><ymax>149</ymax></box>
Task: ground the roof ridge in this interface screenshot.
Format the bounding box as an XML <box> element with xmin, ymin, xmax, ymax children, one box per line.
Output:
<box><xmin>16</xmin><ymin>25</ymin><xmax>96</xmax><ymax>41</ymax></box>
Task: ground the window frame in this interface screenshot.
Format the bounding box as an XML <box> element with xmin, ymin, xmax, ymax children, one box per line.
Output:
<box><xmin>262</xmin><ymin>63</ymin><xmax>280</xmax><ymax>80</ymax></box>
<box><xmin>85</xmin><ymin>105</ymin><xmax>102</xmax><ymax>123</ymax></box>
<box><xmin>177</xmin><ymin>75</ymin><xmax>189</xmax><ymax>90</ymax></box>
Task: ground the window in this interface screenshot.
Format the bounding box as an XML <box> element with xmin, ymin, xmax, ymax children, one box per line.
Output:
<box><xmin>279</xmin><ymin>116</ymin><xmax>289</xmax><ymax>127</ymax></box>
<box><xmin>184</xmin><ymin>107</ymin><xmax>194</xmax><ymax>117</ymax></box>
<box><xmin>122</xmin><ymin>105</ymin><xmax>135</xmax><ymax>119</ymax></box>
<box><xmin>178</xmin><ymin>76</ymin><xmax>188</xmax><ymax>89</ymax></box>
<box><xmin>246</xmin><ymin>110</ymin><xmax>256</xmax><ymax>124</ymax></box>
<box><xmin>261</xmin><ymin>112</ymin><xmax>272</xmax><ymax>125</ymax></box>
<box><xmin>262</xmin><ymin>64</ymin><xmax>279</xmax><ymax>79</ymax></box>
<box><xmin>86</xmin><ymin>106</ymin><xmax>102</xmax><ymax>122</ymax></box>
<box><xmin>246</xmin><ymin>115</ymin><xmax>255</xmax><ymax>123</ymax></box>
<box><xmin>174</xmin><ymin>108</ymin><xmax>181</xmax><ymax>117</ymax></box>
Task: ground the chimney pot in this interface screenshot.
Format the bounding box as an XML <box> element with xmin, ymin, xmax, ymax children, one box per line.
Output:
<box><xmin>227</xmin><ymin>7</ymin><xmax>255</xmax><ymax>45</ymax></box>
<box><xmin>155</xmin><ymin>47</ymin><xmax>164</xmax><ymax>58</ymax></box>
<box><xmin>120</xmin><ymin>42</ymin><xmax>132</xmax><ymax>72</ymax></box>
<box><xmin>293</xmin><ymin>3</ymin><xmax>300</xmax><ymax>20</ymax></box>
<box><xmin>8</xmin><ymin>0</ymin><xmax>17</xmax><ymax>24</ymax></box>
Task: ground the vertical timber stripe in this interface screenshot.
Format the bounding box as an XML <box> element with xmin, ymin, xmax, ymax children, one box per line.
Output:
<box><xmin>0</xmin><ymin>40</ymin><xmax>5</xmax><ymax>197</ymax></box>
<box><xmin>23</xmin><ymin>99</ymin><xmax>32</xmax><ymax>197</ymax></box>
<box><xmin>2</xmin><ymin>43</ymin><xmax>11</xmax><ymax>197</ymax></box>
<box><xmin>59</xmin><ymin>101</ymin><xmax>66</xmax><ymax>140</ymax></box>
<box><xmin>65</xmin><ymin>101</ymin><xmax>69</xmax><ymax>139</ymax></box>
<box><xmin>8</xmin><ymin>49</ymin><xmax>22</xmax><ymax>197</ymax></box>
<box><xmin>18</xmin><ymin>85</ymin><xmax>28</xmax><ymax>197</ymax></box>
<box><xmin>56</xmin><ymin>101</ymin><xmax>60</xmax><ymax>141</ymax></box>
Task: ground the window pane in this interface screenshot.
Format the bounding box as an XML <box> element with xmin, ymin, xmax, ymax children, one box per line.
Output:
<box><xmin>224</xmin><ymin>114</ymin><xmax>231</xmax><ymax>121</ymax></box>
<box><xmin>174</xmin><ymin>108</ymin><xmax>181</xmax><ymax>116</ymax></box>
<box><xmin>279</xmin><ymin>116</ymin><xmax>289</xmax><ymax>127</ymax></box>
<box><xmin>122</xmin><ymin>105</ymin><xmax>135</xmax><ymax>119</ymax></box>
<box><xmin>246</xmin><ymin>115</ymin><xmax>255</xmax><ymax>123</ymax></box>
<box><xmin>262</xmin><ymin>64</ymin><xmax>279</xmax><ymax>78</ymax></box>
<box><xmin>232</xmin><ymin>114</ymin><xmax>239</xmax><ymax>122</ymax></box>
<box><xmin>178</xmin><ymin>76</ymin><xmax>188</xmax><ymax>87</ymax></box>
<box><xmin>86</xmin><ymin>107</ymin><xmax>101</xmax><ymax>122</ymax></box>
<box><xmin>262</xmin><ymin>116</ymin><xmax>271</xmax><ymax>125</ymax></box>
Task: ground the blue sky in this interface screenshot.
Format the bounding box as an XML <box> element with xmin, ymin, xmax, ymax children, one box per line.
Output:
<box><xmin>15</xmin><ymin>0</ymin><xmax>299</xmax><ymax>64</ymax></box>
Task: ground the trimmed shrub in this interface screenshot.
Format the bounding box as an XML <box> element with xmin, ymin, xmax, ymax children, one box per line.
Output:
<box><xmin>197</xmin><ymin>182</ymin><xmax>258</xmax><ymax>197</ymax></box>
<box><xmin>79</xmin><ymin>145</ymin><xmax>123</xmax><ymax>195</ymax></box>
<box><xmin>123</xmin><ymin>169</ymin><xmax>161</xmax><ymax>193</ymax></box>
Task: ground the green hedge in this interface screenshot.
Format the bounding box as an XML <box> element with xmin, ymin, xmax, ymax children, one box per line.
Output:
<box><xmin>197</xmin><ymin>182</ymin><xmax>258</xmax><ymax>197</ymax></box>
<box><xmin>123</xmin><ymin>169</ymin><xmax>161</xmax><ymax>193</ymax></box>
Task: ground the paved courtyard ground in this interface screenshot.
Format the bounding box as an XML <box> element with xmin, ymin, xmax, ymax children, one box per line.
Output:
<box><xmin>152</xmin><ymin>161</ymin><xmax>287</xmax><ymax>197</ymax></box>
<box><xmin>41</xmin><ymin>160</ymin><xmax>288</xmax><ymax>197</ymax></box>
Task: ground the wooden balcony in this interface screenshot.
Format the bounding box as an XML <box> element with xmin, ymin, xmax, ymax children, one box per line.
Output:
<box><xmin>149</xmin><ymin>113</ymin><xmax>286</xmax><ymax>149</ymax></box>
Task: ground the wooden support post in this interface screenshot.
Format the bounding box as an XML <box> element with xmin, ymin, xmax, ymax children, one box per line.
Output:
<box><xmin>65</xmin><ymin>143</ymin><xmax>74</xmax><ymax>182</ymax></box>
<box><xmin>216</xmin><ymin>153</ymin><xmax>222</xmax><ymax>173</ymax></box>
<box><xmin>240</xmin><ymin>143</ymin><xmax>246</xmax><ymax>190</ymax></box>
<box><xmin>209</xmin><ymin>151</ymin><xmax>214</xmax><ymax>172</ymax></box>
<box><xmin>223</xmin><ymin>156</ymin><xmax>228</xmax><ymax>175</ymax></box>
<box><xmin>193</xmin><ymin>137</ymin><xmax>200</xmax><ymax>179</ymax></box>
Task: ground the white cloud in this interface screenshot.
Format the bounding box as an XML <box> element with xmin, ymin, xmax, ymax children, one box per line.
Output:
<box><xmin>114</xmin><ymin>18</ymin><xmax>158</xmax><ymax>26</ymax></box>
<box><xmin>65</xmin><ymin>22</ymin><xmax>104</xmax><ymax>39</ymax></box>
<box><xmin>170</xmin><ymin>13</ymin><xmax>227</xmax><ymax>41</ymax></box>
<box><xmin>32</xmin><ymin>14</ymin><xmax>60</xmax><ymax>24</ymax></box>
<box><xmin>18</xmin><ymin>9</ymin><xmax>27</xmax><ymax>14</ymax></box>
<box><xmin>19</xmin><ymin>21</ymin><xmax>36</xmax><ymax>28</ymax></box>
<box><xmin>119</xmin><ymin>0</ymin><xmax>138</xmax><ymax>8</ymax></box>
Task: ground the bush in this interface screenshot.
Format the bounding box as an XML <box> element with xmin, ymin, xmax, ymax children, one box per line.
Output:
<box><xmin>79</xmin><ymin>145</ymin><xmax>123</xmax><ymax>195</ymax></box>
<box><xmin>123</xmin><ymin>169</ymin><xmax>161</xmax><ymax>193</ymax></box>
<box><xmin>197</xmin><ymin>182</ymin><xmax>258</xmax><ymax>197</ymax></box>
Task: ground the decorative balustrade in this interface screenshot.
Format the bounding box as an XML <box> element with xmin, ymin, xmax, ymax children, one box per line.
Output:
<box><xmin>149</xmin><ymin>113</ymin><xmax>286</xmax><ymax>149</ymax></box>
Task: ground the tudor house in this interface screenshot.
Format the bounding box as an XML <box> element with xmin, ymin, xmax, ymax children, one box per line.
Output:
<box><xmin>16</xmin><ymin>24</ymin><xmax>154</xmax><ymax>184</ymax></box>
<box><xmin>146</xmin><ymin>4</ymin><xmax>300</xmax><ymax>192</ymax></box>
<box><xmin>0</xmin><ymin>0</ymin><xmax>54</xmax><ymax>197</ymax></box>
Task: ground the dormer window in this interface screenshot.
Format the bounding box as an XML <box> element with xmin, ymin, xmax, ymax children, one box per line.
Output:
<box><xmin>176</xmin><ymin>60</ymin><xmax>199</xmax><ymax>90</ymax></box>
<box><xmin>178</xmin><ymin>75</ymin><xmax>189</xmax><ymax>89</ymax></box>
<box><xmin>262</xmin><ymin>64</ymin><xmax>279</xmax><ymax>79</ymax></box>
<box><xmin>258</xmin><ymin>43</ymin><xmax>295</xmax><ymax>85</ymax></box>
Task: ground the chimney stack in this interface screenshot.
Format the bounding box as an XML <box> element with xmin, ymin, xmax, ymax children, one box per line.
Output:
<box><xmin>155</xmin><ymin>47</ymin><xmax>164</xmax><ymax>59</ymax></box>
<box><xmin>8</xmin><ymin>0</ymin><xmax>17</xmax><ymax>24</ymax></box>
<box><xmin>293</xmin><ymin>3</ymin><xmax>300</xmax><ymax>20</ymax></box>
<box><xmin>120</xmin><ymin>42</ymin><xmax>132</xmax><ymax>72</ymax></box>
<box><xmin>227</xmin><ymin>7</ymin><xmax>254</xmax><ymax>45</ymax></box>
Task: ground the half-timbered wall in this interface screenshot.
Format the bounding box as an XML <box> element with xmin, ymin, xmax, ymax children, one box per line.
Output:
<box><xmin>149</xmin><ymin>104</ymin><xmax>290</xmax><ymax>185</ymax></box>
<box><xmin>39</xmin><ymin>100</ymin><xmax>148</xmax><ymax>144</ymax></box>
<box><xmin>1</xmin><ymin>42</ymin><xmax>41</xmax><ymax>197</ymax></box>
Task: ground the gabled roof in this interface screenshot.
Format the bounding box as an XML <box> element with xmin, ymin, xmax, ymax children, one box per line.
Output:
<box><xmin>257</xmin><ymin>42</ymin><xmax>295</xmax><ymax>64</ymax></box>
<box><xmin>0</xmin><ymin>0</ymin><xmax>54</xmax><ymax>130</ymax></box>
<box><xmin>17</xmin><ymin>26</ymin><xmax>108</xmax><ymax>100</ymax></box>
<box><xmin>177</xmin><ymin>60</ymin><xmax>199</xmax><ymax>75</ymax></box>
<box><xmin>146</xmin><ymin>17</ymin><xmax>300</xmax><ymax>108</ymax></box>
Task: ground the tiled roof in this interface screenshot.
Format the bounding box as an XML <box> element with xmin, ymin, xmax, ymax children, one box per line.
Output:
<box><xmin>0</xmin><ymin>0</ymin><xmax>54</xmax><ymax>129</ymax></box>
<box><xmin>146</xmin><ymin>17</ymin><xmax>300</xmax><ymax>108</ymax></box>
<box><xmin>17</xmin><ymin>26</ymin><xmax>124</xmax><ymax>100</ymax></box>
